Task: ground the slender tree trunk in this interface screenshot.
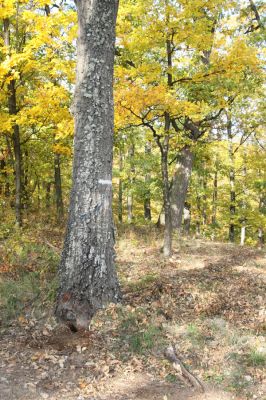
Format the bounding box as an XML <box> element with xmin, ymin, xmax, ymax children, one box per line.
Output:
<box><xmin>258</xmin><ymin>194</ymin><xmax>265</xmax><ymax>247</ymax></box>
<box><xmin>202</xmin><ymin>169</ymin><xmax>207</xmax><ymax>226</ymax></box>
<box><xmin>45</xmin><ymin>181</ymin><xmax>52</xmax><ymax>210</ymax></box>
<box><xmin>37</xmin><ymin>177</ymin><xmax>41</xmax><ymax>209</ymax></box>
<box><xmin>144</xmin><ymin>141</ymin><xmax>152</xmax><ymax>220</ymax></box>
<box><xmin>212</xmin><ymin>164</ymin><xmax>218</xmax><ymax>225</ymax></box>
<box><xmin>240</xmin><ymin>149</ymin><xmax>248</xmax><ymax>246</ymax></box>
<box><xmin>157</xmin><ymin>2</ymin><xmax>173</xmax><ymax>257</ymax></box>
<box><xmin>54</xmin><ymin>153</ymin><xmax>64</xmax><ymax>221</ymax></box>
<box><xmin>240</xmin><ymin>226</ymin><xmax>246</xmax><ymax>246</ymax></box>
<box><xmin>55</xmin><ymin>0</ymin><xmax>121</xmax><ymax>331</ymax></box>
<box><xmin>127</xmin><ymin>144</ymin><xmax>134</xmax><ymax>223</ymax></box>
<box><xmin>0</xmin><ymin>153</ymin><xmax>9</xmax><ymax>196</ymax></box>
<box><xmin>118</xmin><ymin>148</ymin><xmax>123</xmax><ymax>223</ymax></box>
<box><xmin>161</xmin><ymin>112</ymin><xmax>172</xmax><ymax>257</ymax></box>
<box><xmin>9</xmin><ymin>81</ymin><xmax>23</xmax><ymax>226</ymax></box>
<box><xmin>4</xmin><ymin>19</ymin><xmax>23</xmax><ymax>226</ymax></box>
<box><xmin>196</xmin><ymin>188</ymin><xmax>201</xmax><ymax>236</ymax></box>
<box><xmin>23</xmin><ymin>148</ymin><xmax>29</xmax><ymax>209</ymax></box>
<box><xmin>170</xmin><ymin>146</ymin><xmax>194</xmax><ymax>230</ymax></box>
<box><xmin>227</xmin><ymin>112</ymin><xmax>235</xmax><ymax>242</ymax></box>
<box><xmin>161</xmin><ymin>147</ymin><xmax>172</xmax><ymax>256</ymax></box>
<box><xmin>258</xmin><ymin>227</ymin><xmax>264</xmax><ymax>247</ymax></box>
<box><xmin>183</xmin><ymin>203</ymin><xmax>191</xmax><ymax>234</ymax></box>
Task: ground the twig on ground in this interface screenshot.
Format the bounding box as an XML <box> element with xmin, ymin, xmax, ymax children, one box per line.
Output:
<box><xmin>44</xmin><ymin>241</ymin><xmax>61</xmax><ymax>255</ymax></box>
<box><xmin>164</xmin><ymin>344</ymin><xmax>205</xmax><ymax>393</ymax></box>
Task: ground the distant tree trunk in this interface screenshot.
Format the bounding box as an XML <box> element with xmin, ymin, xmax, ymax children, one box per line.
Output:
<box><xmin>202</xmin><ymin>168</ymin><xmax>207</xmax><ymax>227</ymax></box>
<box><xmin>240</xmin><ymin>150</ymin><xmax>248</xmax><ymax>246</ymax></box>
<box><xmin>54</xmin><ymin>153</ymin><xmax>64</xmax><ymax>221</ymax></box>
<box><xmin>144</xmin><ymin>141</ymin><xmax>152</xmax><ymax>220</ymax></box>
<box><xmin>45</xmin><ymin>181</ymin><xmax>52</xmax><ymax>210</ymax></box>
<box><xmin>55</xmin><ymin>0</ymin><xmax>121</xmax><ymax>331</ymax></box>
<box><xmin>240</xmin><ymin>226</ymin><xmax>246</xmax><ymax>246</ymax></box>
<box><xmin>23</xmin><ymin>149</ymin><xmax>29</xmax><ymax>209</ymax></box>
<box><xmin>118</xmin><ymin>148</ymin><xmax>123</xmax><ymax>223</ymax></box>
<box><xmin>212</xmin><ymin>165</ymin><xmax>218</xmax><ymax>225</ymax></box>
<box><xmin>9</xmin><ymin>81</ymin><xmax>23</xmax><ymax>226</ymax></box>
<box><xmin>161</xmin><ymin>146</ymin><xmax>172</xmax><ymax>256</ymax></box>
<box><xmin>160</xmin><ymin>112</ymin><xmax>172</xmax><ymax>257</ymax></box>
<box><xmin>183</xmin><ymin>202</ymin><xmax>191</xmax><ymax>234</ymax></box>
<box><xmin>0</xmin><ymin>153</ymin><xmax>9</xmax><ymax>197</ymax></box>
<box><xmin>153</xmin><ymin>2</ymin><xmax>172</xmax><ymax>255</ymax></box>
<box><xmin>258</xmin><ymin>227</ymin><xmax>264</xmax><ymax>247</ymax></box>
<box><xmin>196</xmin><ymin>189</ymin><xmax>201</xmax><ymax>236</ymax></box>
<box><xmin>160</xmin><ymin>2</ymin><xmax>173</xmax><ymax>256</ymax></box>
<box><xmin>127</xmin><ymin>144</ymin><xmax>134</xmax><ymax>223</ymax></box>
<box><xmin>4</xmin><ymin>19</ymin><xmax>23</xmax><ymax>226</ymax></box>
<box><xmin>258</xmin><ymin>194</ymin><xmax>265</xmax><ymax>247</ymax></box>
<box><xmin>227</xmin><ymin>112</ymin><xmax>235</xmax><ymax>242</ymax></box>
<box><xmin>170</xmin><ymin>146</ymin><xmax>193</xmax><ymax>230</ymax></box>
<box><xmin>37</xmin><ymin>177</ymin><xmax>41</xmax><ymax>209</ymax></box>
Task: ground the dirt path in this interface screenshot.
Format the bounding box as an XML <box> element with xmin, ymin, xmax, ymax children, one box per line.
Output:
<box><xmin>0</xmin><ymin>237</ymin><xmax>265</xmax><ymax>400</ymax></box>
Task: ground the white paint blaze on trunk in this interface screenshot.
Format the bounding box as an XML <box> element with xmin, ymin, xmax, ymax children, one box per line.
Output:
<box><xmin>55</xmin><ymin>0</ymin><xmax>121</xmax><ymax>332</ymax></box>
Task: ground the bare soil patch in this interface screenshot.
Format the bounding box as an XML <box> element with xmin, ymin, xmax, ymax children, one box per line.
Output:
<box><xmin>0</xmin><ymin>233</ymin><xmax>265</xmax><ymax>400</ymax></box>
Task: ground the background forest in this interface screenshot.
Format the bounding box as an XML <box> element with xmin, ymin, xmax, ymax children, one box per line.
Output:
<box><xmin>0</xmin><ymin>0</ymin><xmax>265</xmax><ymax>246</ymax></box>
<box><xmin>0</xmin><ymin>1</ymin><xmax>266</xmax><ymax>400</ymax></box>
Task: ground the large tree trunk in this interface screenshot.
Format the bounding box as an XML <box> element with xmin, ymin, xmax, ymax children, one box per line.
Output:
<box><xmin>55</xmin><ymin>0</ymin><xmax>121</xmax><ymax>332</ymax></box>
<box><xmin>170</xmin><ymin>146</ymin><xmax>193</xmax><ymax>230</ymax></box>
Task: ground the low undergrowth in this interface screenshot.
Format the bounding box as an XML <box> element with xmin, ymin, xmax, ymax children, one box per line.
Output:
<box><xmin>0</xmin><ymin>226</ymin><xmax>265</xmax><ymax>399</ymax></box>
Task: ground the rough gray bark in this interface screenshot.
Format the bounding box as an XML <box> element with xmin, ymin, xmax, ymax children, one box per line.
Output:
<box><xmin>55</xmin><ymin>0</ymin><xmax>121</xmax><ymax>332</ymax></box>
<box><xmin>170</xmin><ymin>146</ymin><xmax>193</xmax><ymax>230</ymax></box>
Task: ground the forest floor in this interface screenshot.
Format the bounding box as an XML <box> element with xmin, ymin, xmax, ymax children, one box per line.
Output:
<box><xmin>0</xmin><ymin>225</ymin><xmax>265</xmax><ymax>400</ymax></box>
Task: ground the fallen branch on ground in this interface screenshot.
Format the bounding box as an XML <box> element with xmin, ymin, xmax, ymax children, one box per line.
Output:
<box><xmin>164</xmin><ymin>344</ymin><xmax>205</xmax><ymax>393</ymax></box>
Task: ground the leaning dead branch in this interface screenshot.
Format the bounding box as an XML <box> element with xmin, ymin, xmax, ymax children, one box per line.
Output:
<box><xmin>164</xmin><ymin>344</ymin><xmax>205</xmax><ymax>393</ymax></box>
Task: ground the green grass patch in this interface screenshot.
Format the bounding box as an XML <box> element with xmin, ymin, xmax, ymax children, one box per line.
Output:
<box><xmin>0</xmin><ymin>271</ymin><xmax>58</xmax><ymax>323</ymax></box>
<box><xmin>247</xmin><ymin>349</ymin><xmax>266</xmax><ymax>367</ymax></box>
<box><xmin>129</xmin><ymin>325</ymin><xmax>163</xmax><ymax>353</ymax></box>
<box><xmin>126</xmin><ymin>273</ymin><xmax>158</xmax><ymax>291</ymax></box>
